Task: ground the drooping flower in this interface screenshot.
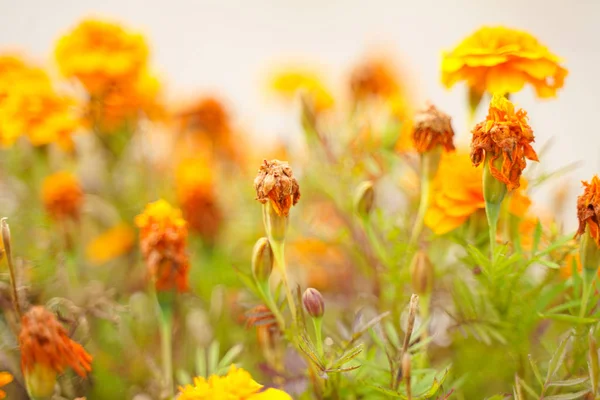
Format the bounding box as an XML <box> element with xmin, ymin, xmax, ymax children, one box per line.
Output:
<box><xmin>19</xmin><ymin>306</ymin><xmax>92</xmax><ymax>397</ymax></box>
<box><xmin>175</xmin><ymin>158</ymin><xmax>222</xmax><ymax>243</ymax></box>
<box><xmin>85</xmin><ymin>223</ymin><xmax>135</xmax><ymax>265</ymax></box>
<box><xmin>134</xmin><ymin>199</ymin><xmax>189</xmax><ymax>292</ymax></box>
<box><xmin>41</xmin><ymin>172</ymin><xmax>84</xmax><ymax>221</ymax></box>
<box><xmin>0</xmin><ymin>372</ymin><xmax>12</xmax><ymax>399</ymax></box>
<box><xmin>441</xmin><ymin>26</ymin><xmax>568</xmax><ymax>98</ymax></box>
<box><xmin>55</xmin><ymin>18</ymin><xmax>149</xmax><ymax>94</ymax></box>
<box><xmin>0</xmin><ymin>56</ymin><xmax>79</xmax><ymax>149</ymax></box>
<box><xmin>576</xmin><ymin>176</ymin><xmax>600</xmax><ymax>247</ymax></box>
<box><xmin>270</xmin><ymin>69</ymin><xmax>334</xmax><ymax>112</ymax></box>
<box><xmin>254</xmin><ymin>159</ymin><xmax>300</xmax><ymax>217</ymax></box>
<box><xmin>178</xmin><ymin>365</ymin><xmax>291</xmax><ymax>400</ymax></box>
<box><xmin>471</xmin><ymin>94</ymin><xmax>538</xmax><ymax>191</ymax></box>
<box><xmin>411</xmin><ymin>102</ymin><xmax>455</xmax><ymax>154</ymax></box>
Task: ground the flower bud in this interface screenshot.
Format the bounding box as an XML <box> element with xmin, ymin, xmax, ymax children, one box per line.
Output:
<box><xmin>25</xmin><ymin>363</ymin><xmax>57</xmax><ymax>399</ymax></box>
<box><xmin>409</xmin><ymin>251</ymin><xmax>434</xmax><ymax>295</ymax></box>
<box><xmin>302</xmin><ymin>288</ymin><xmax>324</xmax><ymax>319</ymax></box>
<box><xmin>483</xmin><ymin>155</ymin><xmax>507</xmax><ymax>206</ymax></box>
<box><xmin>580</xmin><ymin>230</ymin><xmax>600</xmax><ymax>273</ymax></box>
<box><xmin>252</xmin><ymin>237</ymin><xmax>274</xmax><ymax>282</ymax></box>
<box><xmin>354</xmin><ymin>181</ymin><xmax>375</xmax><ymax>218</ymax></box>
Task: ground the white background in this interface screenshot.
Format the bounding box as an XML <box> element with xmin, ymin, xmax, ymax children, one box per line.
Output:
<box><xmin>1</xmin><ymin>0</ymin><xmax>599</xmax><ymax>228</ymax></box>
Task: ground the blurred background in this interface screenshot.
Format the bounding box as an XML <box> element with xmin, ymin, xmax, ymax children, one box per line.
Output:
<box><xmin>1</xmin><ymin>0</ymin><xmax>599</xmax><ymax>227</ymax></box>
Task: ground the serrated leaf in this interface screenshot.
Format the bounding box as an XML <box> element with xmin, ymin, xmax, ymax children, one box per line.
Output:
<box><xmin>548</xmin><ymin>376</ymin><xmax>588</xmax><ymax>387</ymax></box>
<box><xmin>546</xmin><ymin>333</ymin><xmax>572</xmax><ymax>383</ymax></box>
<box><xmin>544</xmin><ymin>389</ymin><xmax>591</xmax><ymax>400</ymax></box>
<box><xmin>332</xmin><ymin>344</ymin><xmax>364</xmax><ymax>369</ymax></box>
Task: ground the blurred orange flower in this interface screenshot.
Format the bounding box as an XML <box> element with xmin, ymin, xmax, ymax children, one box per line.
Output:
<box><xmin>0</xmin><ymin>56</ymin><xmax>79</xmax><ymax>150</ymax></box>
<box><xmin>85</xmin><ymin>223</ymin><xmax>135</xmax><ymax>265</ymax></box>
<box><xmin>55</xmin><ymin>18</ymin><xmax>148</xmax><ymax>94</ymax></box>
<box><xmin>41</xmin><ymin>172</ymin><xmax>84</xmax><ymax>221</ymax></box>
<box><xmin>411</xmin><ymin>102</ymin><xmax>455</xmax><ymax>154</ymax></box>
<box><xmin>270</xmin><ymin>69</ymin><xmax>334</xmax><ymax>112</ymax></box>
<box><xmin>178</xmin><ymin>365</ymin><xmax>291</xmax><ymax>400</ymax></box>
<box><xmin>576</xmin><ymin>176</ymin><xmax>600</xmax><ymax>247</ymax></box>
<box><xmin>19</xmin><ymin>306</ymin><xmax>92</xmax><ymax>378</ymax></box>
<box><xmin>0</xmin><ymin>372</ymin><xmax>12</xmax><ymax>399</ymax></box>
<box><xmin>135</xmin><ymin>199</ymin><xmax>190</xmax><ymax>292</ymax></box>
<box><xmin>442</xmin><ymin>26</ymin><xmax>568</xmax><ymax>98</ymax></box>
<box><xmin>176</xmin><ymin>158</ymin><xmax>222</xmax><ymax>243</ymax></box>
<box><xmin>350</xmin><ymin>58</ymin><xmax>400</xmax><ymax>101</ymax></box>
<box><xmin>471</xmin><ymin>94</ymin><xmax>538</xmax><ymax>191</ymax></box>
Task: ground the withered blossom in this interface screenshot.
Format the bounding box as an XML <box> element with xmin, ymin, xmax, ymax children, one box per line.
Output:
<box><xmin>412</xmin><ymin>103</ymin><xmax>455</xmax><ymax>154</ymax></box>
<box><xmin>254</xmin><ymin>159</ymin><xmax>300</xmax><ymax>217</ymax></box>
<box><xmin>576</xmin><ymin>176</ymin><xmax>600</xmax><ymax>247</ymax></box>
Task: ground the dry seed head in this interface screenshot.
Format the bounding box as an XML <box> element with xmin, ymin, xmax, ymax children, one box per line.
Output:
<box><xmin>254</xmin><ymin>159</ymin><xmax>300</xmax><ymax>217</ymax></box>
<box><xmin>412</xmin><ymin>102</ymin><xmax>455</xmax><ymax>154</ymax></box>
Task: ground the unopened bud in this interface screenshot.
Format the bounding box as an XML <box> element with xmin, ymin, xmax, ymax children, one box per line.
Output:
<box><xmin>1</xmin><ymin>218</ymin><xmax>11</xmax><ymax>261</ymax></box>
<box><xmin>409</xmin><ymin>251</ymin><xmax>434</xmax><ymax>295</ymax></box>
<box><xmin>580</xmin><ymin>230</ymin><xmax>600</xmax><ymax>272</ymax></box>
<box><xmin>354</xmin><ymin>181</ymin><xmax>375</xmax><ymax>218</ymax></box>
<box><xmin>252</xmin><ymin>237</ymin><xmax>274</xmax><ymax>282</ymax></box>
<box><xmin>302</xmin><ymin>288</ymin><xmax>324</xmax><ymax>319</ymax></box>
<box><xmin>25</xmin><ymin>363</ymin><xmax>58</xmax><ymax>399</ymax></box>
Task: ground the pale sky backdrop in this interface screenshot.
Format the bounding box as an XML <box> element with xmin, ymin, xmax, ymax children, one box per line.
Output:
<box><xmin>1</xmin><ymin>0</ymin><xmax>599</xmax><ymax>229</ymax></box>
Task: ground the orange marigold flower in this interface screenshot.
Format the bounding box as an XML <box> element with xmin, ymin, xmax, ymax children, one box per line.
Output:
<box><xmin>0</xmin><ymin>57</ymin><xmax>79</xmax><ymax>150</ymax></box>
<box><xmin>470</xmin><ymin>94</ymin><xmax>538</xmax><ymax>191</ymax></box>
<box><xmin>134</xmin><ymin>199</ymin><xmax>190</xmax><ymax>292</ymax></box>
<box><xmin>0</xmin><ymin>372</ymin><xmax>12</xmax><ymax>399</ymax></box>
<box><xmin>19</xmin><ymin>306</ymin><xmax>92</xmax><ymax>378</ymax></box>
<box><xmin>41</xmin><ymin>172</ymin><xmax>83</xmax><ymax>221</ymax></box>
<box><xmin>411</xmin><ymin>102</ymin><xmax>455</xmax><ymax>154</ymax></box>
<box><xmin>576</xmin><ymin>176</ymin><xmax>600</xmax><ymax>247</ymax></box>
<box><xmin>254</xmin><ymin>159</ymin><xmax>300</xmax><ymax>217</ymax></box>
<box><xmin>85</xmin><ymin>223</ymin><xmax>135</xmax><ymax>265</ymax></box>
<box><xmin>441</xmin><ymin>26</ymin><xmax>568</xmax><ymax>98</ymax></box>
<box><xmin>55</xmin><ymin>18</ymin><xmax>148</xmax><ymax>94</ymax></box>
<box><xmin>178</xmin><ymin>365</ymin><xmax>291</xmax><ymax>400</ymax></box>
<box><xmin>176</xmin><ymin>158</ymin><xmax>222</xmax><ymax>243</ymax></box>
<box><xmin>350</xmin><ymin>58</ymin><xmax>399</xmax><ymax>101</ymax></box>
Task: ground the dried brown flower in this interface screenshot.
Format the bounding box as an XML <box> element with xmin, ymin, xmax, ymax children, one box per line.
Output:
<box><xmin>576</xmin><ymin>176</ymin><xmax>600</xmax><ymax>247</ymax></box>
<box><xmin>412</xmin><ymin>103</ymin><xmax>455</xmax><ymax>153</ymax></box>
<box><xmin>254</xmin><ymin>159</ymin><xmax>300</xmax><ymax>216</ymax></box>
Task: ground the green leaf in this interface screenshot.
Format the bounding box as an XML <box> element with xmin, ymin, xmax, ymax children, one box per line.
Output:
<box><xmin>332</xmin><ymin>344</ymin><xmax>364</xmax><ymax>369</ymax></box>
<box><xmin>532</xmin><ymin>220</ymin><xmax>543</xmax><ymax>255</ymax></box>
<box><xmin>196</xmin><ymin>347</ymin><xmax>207</xmax><ymax>378</ymax></box>
<box><xmin>176</xmin><ymin>369</ymin><xmax>192</xmax><ymax>385</ymax></box>
<box><xmin>547</xmin><ymin>377</ymin><xmax>589</xmax><ymax>387</ymax></box>
<box><xmin>536</xmin><ymin>258</ymin><xmax>561</xmax><ymax>269</ymax></box>
<box><xmin>208</xmin><ymin>341</ymin><xmax>220</xmax><ymax>374</ymax></box>
<box><xmin>413</xmin><ymin>368</ymin><xmax>450</xmax><ymax>400</ymax></box>
<box><xmin>363</xmin><ymin>383</ymin><xmax>406</xmax><ymax>398</ymax></box>
<box><xmin>544</xmin><ymin>390</ymin><xmax>591</xmax><ymax>400</ymax></box>
<box><xmin>539</xmin><ymin>313</ymin><xmax>598</xmax><ymax>325</ymax></box>
<box><xmin>218</xmin><ymin>344</ymin><xmax>244</xmax><ymax>370</ymax></box>
<box><xmin>528</xmin><ymin>354</ymin><xmax>544</xmax><ymax>387</ymax></box>
<box><xmin>546</xmin><ymin>333</ymin><xmax>572</xmax><ymax>383</ymax></box>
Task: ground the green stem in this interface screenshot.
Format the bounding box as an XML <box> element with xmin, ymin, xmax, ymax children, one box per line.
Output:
<box><xmin>485</xmin><ymin>200</ymin><xmax>501</xmax><ymax>258</ymax></box>
<box><xmin>258</xmin><ymin>281</ymin><xmax>286</xmax><ymax>330</ymax></box>
<box><xmin>312</xmin><ymin>317</ymin><xmax>324</xmax><ymax>358</ymax></box>
<box><xmin>271</xmin><ymin>240</ymin><xmax>297</xmax><ymax>322</ymax></box>
<box><xmin>409</xmin><ymin>154</ymin><xmax>435</xmax><ymax>248</ymax></box>
<box><xmin>159</xmin><ymin>307</ymin><xmax>174</xmax><ymax>400</ymax></box>
<box><xmin>417</xmin><ymin>294</ymin><xmax>430</xmax><ymax>369</ymax></box>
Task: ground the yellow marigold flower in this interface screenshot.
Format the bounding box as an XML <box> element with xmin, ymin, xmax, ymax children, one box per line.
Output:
<box><xmin>0</xmin><ymin>59</ymin><xmax>79</xmax><ymax>150</ymax></box>
<box><xmin>425</xmin><ymin>152</ymin><xmax>530</xmax><ymax>234</ymax></box>
<box><xmin>88</xmin><ymin>70</ymin><xmax>163</xmax><ymax>134</ymax></box>
<box><xmin>85</xmin><ymin>223</ymin><xmax>135</xmax><ymax>265</ymax></box>
<box><xmin>270</xmin><ymin>69</ymin><xmax>334</xmax><ymax>112</ymax></box>
<box><xmin>176</xmin><ymin>158</ymin><xmax>222</xmax><ymax>243</ymax></box>
<box><xmin>178</xmin><ymin>365</ymin><xmax>291</xmax><ymax>400</ymax></box>
<box><xmin>350</xmin><ymin>57</ymin><xmax>400</xmax><ymax>101</ymax></box>
<box><xmin>19</xmin><ymin>306</ymin><xmax>92</xmax><ymax>398</ymax></box>
<box><xmin>441</xmin><ymin>26</ymin><xmax>568</xmax><ymax>98</ymax></box>
<box><xmin>254</xmin><ymin>159</ymin><xmax>301</xmax><ymax>217</ymax></box>
<box><xmin>41</xmin><ymin>172</ymin><xmax>83</xmax><ymax>221</ymax></box>
<box><xmin>0</xmin><ymin>372</ymin><xmax>12</xmax><ymax>399</ymax></box>
<box><xmin>411</xmin><ymin>102</ymin><xmax>455</xmax><ymax>154</ymax></box>
<box><xmin>134</xmin><ymin>199</ymin><xmax>189</xmax><ymax>292</ymax></box>
<box><xmin>471</xmin><ymin>94</ymin><xmax>538</xmax><ymax>191</ymax></box>
<box><xmin>576</xmin><ymin>176</ymin><xmax>600</xmax><ymax>247</ymax></box>
<box><xmin>55</xmin><ymin>18</ymin><xmax>148</xmax><ymax>94</ymax></box>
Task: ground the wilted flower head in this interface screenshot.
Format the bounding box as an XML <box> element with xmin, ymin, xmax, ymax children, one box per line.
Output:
<box><xmin>0</xmin><ymin>372</ymin><xmax>12</xmax><ymax>399</ymax></box>
<box><xmin>270</xmin><ymin>69</ymin><xmax>334</xmax><ymax>112</ymax></box>
<box><xmin>350</xmin><ymin>58</ymin><xmax>399</xmax><ymax>101</ymax></box>
<box><xmin>41</xmin><ymin>172</ymin><xmax>83</xmax><ymax>221</ymax></box>
<box><xmin>412</xmin><ymin>102</ymin><xmax>455</xmax><ymax>154</ymax></box>
<box><xmin>471</xmin><ymin>94</ymin><xmax>538</xmax><ymax>190</ymax></box>
<box><xmin>55</xmin><ymin>18</ymin><xmax>149</xmax><ymax>94</ymax></box>
<box><xmin>0</xmin><ymin>56</ymin><xmax>79</xmax><ymax>149</ymax></box>
<box><xmin>19</xmin><ymin>306</ymin><xmax>92</xmax><ymax>378</ymax></box>
<box><xmin>178</xmin><ymin>365</ymin><xmax>291</xmax><ymax>399</ymax></box>
<box><xmin>176</xmin><ymin>158</ymin><xmax>222</xmax><ymax>243</ymax></box>
<box><xmin>442</xmin><ymin>26</ymin><xmax>568</xmax><ymax>98</ymax></box>
<box><xmin>576</xmin><ymin>176</ymin><xmax>600</xmax><ymax>247</ymax></box>
<box><xmin>134</xmin><ymin>199</ymin><xmax>190</xmax><ymax>292</ymax></box>
<box><xmin>85</xmin><ymin>223</ymin><xmax>135</xmax><ymax>265</ymax></box>
<box><xmin>254</xmin><ymin>159</ymin><xmax>300</xmax><ymax>217</ymax></box>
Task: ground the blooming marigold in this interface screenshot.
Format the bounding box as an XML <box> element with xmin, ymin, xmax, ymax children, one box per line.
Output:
<box><xmin>270</xmin><ymin>69</ymin><xmax>334</xmax><ymax>112</ymax></box>
<box><xmin>471</xmin><ymin>94</ymin><xmax>538</xmax><ymax>191</ymax></box>
<box><xmin>254</xmin><ymin>159</ymin><xmax>300</xmax><ymax>217</ymax></box>
<box><xmin>134</xmin><ymin>199</ymin><xmax>190</xmax><ymax>292</ymax></box>
<box><xmin>176</xmin><ymin>158</ymin><xmax>222</xmax><ymax>243</ymax></box>
<box><xmin>0</xmin><ymin>372</ymin><xmax>12</xmax><ymax>399</ymax></box>
<box><xmin>178</xmin><ymin>365</ymin><xmax>291</xmax><ymax>400</ymax></box>
<box><xmin>85</xmin><ymin>223</ymin><xmax>135</xmax><ymax>265</ymax></box>
<box><xmin>441</xmin><ymin>26</ymin><xmax>568</xmax><ymax>98</ymax></box>
<box><xmin>576</xmin><ymin>176</ymin><xmax>600</xmax><ymax>247</ymax></box>
<box><xmin>19</xmin><ymin>306</ymin><xmax>92</xmax><ymax>378</ymax></box>
<box><xmin>412</xmin><ymin>102</ymin><xmax>455</xmax><ymax>154</ymax></box>
<box><xmin>41</xmin><ymin>172</ymin><xmax>83</xmax><ymax>221</ymax></box>
<box><xmin>55</xmin><ymin>18</ymin><xmax>148</xmax><ymax>94</ymax></box>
